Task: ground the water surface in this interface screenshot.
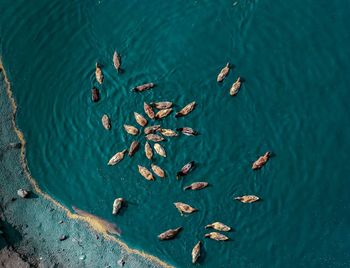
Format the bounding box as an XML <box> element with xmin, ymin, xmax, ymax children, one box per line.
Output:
<box><xmin>1</xmin><ymin>0</ymin><xmax>350</xmax><ymax>267</ymax></box>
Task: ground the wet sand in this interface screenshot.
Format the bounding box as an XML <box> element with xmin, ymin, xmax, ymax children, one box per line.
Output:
<box><xmin>0</xmin><ymin>62</ymin><xmax>167</xmax><ymax>268</ymax></box>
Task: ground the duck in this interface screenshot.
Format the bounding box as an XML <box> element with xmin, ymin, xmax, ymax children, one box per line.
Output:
<box><xmin>217</xmin><ymin>63</ymin><xmax>230</xmax><ymax>82</ymax></box>
<box><xmin>175</xmin><ymin>101</ymin><xmax>196</xmax><ymax>118</ymax></box>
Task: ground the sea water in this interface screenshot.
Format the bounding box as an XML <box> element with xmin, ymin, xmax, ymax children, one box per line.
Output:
<box><xmin>1</xmin><ymin>0</ymin><xmax>350</xmax><ymax>267</ymax></box>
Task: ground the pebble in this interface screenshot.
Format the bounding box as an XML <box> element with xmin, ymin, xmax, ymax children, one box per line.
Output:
<box><xmin>17</xmin><ymin>189</ymin><xmax>29</xmax><ymax>198</ymax></box>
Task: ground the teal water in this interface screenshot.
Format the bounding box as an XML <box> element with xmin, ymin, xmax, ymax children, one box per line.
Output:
<box><xmin>1</xmin><ymin>0</ymin><xmax>350</xmax><ymax>267</ymax></box>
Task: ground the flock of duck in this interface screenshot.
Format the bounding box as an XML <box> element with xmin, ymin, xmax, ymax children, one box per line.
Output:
<box><xmin>90</xmin><ymin>51</ymin><xmax>271</xmax><ymax>264</ymax></box>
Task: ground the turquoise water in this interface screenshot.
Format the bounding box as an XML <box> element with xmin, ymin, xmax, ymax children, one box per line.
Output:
<box><xmin>1</xmin><ymin>0</ymin><xmax>350</xmax><ymax>267</ymax></box>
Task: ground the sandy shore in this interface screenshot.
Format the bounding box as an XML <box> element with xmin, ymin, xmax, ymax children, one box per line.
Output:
<box><xmin>0</xmin><ymin>62</ymin><xmax>168</xmax><ymax>267</ymax></box>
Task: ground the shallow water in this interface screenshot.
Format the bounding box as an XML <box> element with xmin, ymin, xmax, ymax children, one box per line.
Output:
<box><xmin>1</xmin><ymin>0</ymin><xmax>350</xmax><ymax>267</ymax></box>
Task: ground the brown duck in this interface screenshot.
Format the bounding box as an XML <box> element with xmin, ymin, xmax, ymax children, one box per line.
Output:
<box><xmin>138</xmin><ymin>165</ymin><xmax>154</xmax><ymax>181</ymax></box>
<box><xmin>154</xmin><ymin>143</ymin><xmax>166</xmax><ymax>157</ymax></box>
<box><xmin>159</xmin><ymin>128</ymin><xmax>177</xmax><ymax>137</ymax></box>
<box><xmin>128</xmin><ymin>141</ymin><xmax>140</xmax><ymax>157</ymax></box>
<box><xmin>134</xmin><ymin>112</ymin><xmax>148</xmax><ymax>127</ymax></box>
<box><xmin>176</xmin><ymin>161</ymin><xmax>195</xmax><ymax>179</ymax></box>
<box><xmin>145</xmin><ymin>142</ymin><xmax>153</xmax><ymax>160</ymax></box>
<box><xmin>91</xmin><ymin>87</ymin><xmax>100</xmax><ymax>102</ymax></box>
<box><xmin>192</xmin><ymin>241</ymin><xmax>201</xmax><ymax>264</ymax></box>
<box><xmin>133</xmin><ymin>83</ymin><xmax>155</xmax><ymax>92</ymax></box>
<box><xmin>183</xmin><ymin>182</ymin><xmax>208</xmax><ymax>191</ymax></box>
<box><xmin>144</xmin><ymin>125</ymin><xmax>161</xmax><ymax>135</ymax></box>
<box><xmin>145</xmin><ymin>134</ymin><xmax>165</xmax><ymax>142</ymax></box>
<box><xmin>205</xmin><ymin>222</ymin><xmax>231</xmax><ymax>232</ymax></box>
<box><xmin>174</xmin><ymin>202</ymin><xmax>197</xmax><ymax>215</ymax></box>
<box><xmin>205</xmin><ymin>232</ymin><xmax>229</xmax><ymax>241</ymax></box>
<box><xmin>252</xmin><ymin>151</ymin><xmax>271</xmax><ymax>170</ymax></box>
<box><xmin>143</xmin><ymin>102</ymin><xmax>155</xmax><ymax>119</ymax></box>
<box><xmin>108</xmin><ymin>149</ymin><xmax>127</xmax><ymax>165</ymax></box>
<box><xmin>176</xmin><ymin>127</ymin><xmax>198</xmax><ymax>136</ymax></box>
<box><xmin>102</xmin><ymin>114</ymin><xmax>111</xmax><ymax>130</ymax></box>
<box><xmin>150</xmin><ymin>101</ymin><xmax>173</xmax><ymax>109</ymax></box>
<box><xmin>230</xmin><ymin>77</ymin><xmax>241</xmax><ymax>96</ymax></box>
<box><xmin>155</xmin><ymin>108</ymin><xmax>173</xmax><ymax>119</ymax></box>
<box><xmin>158</xmin><ymin>227</ymin><xmax>182</xmax><ymax>240</ymax></box>
<box><xmin>95</xmin><ymin>63</ymin><xmax>104</xmax><ymax>84</ymax></box>
<box><xmin>113</xmin><ymin>51</ymin><xmax>121</xmax><ymax>72</ymax></box>
<box><xmin>234</xmin><ymin>195</ymin><xmax>260</xmax><ymax>203</ymax></box>
<box><xmin>217</xmin><ymin>63</ymin><xmax>230</xmax><ymax>82</ymax></box>
<box><xmin>175</xmin><ymin>102</ymin><xmax>196</xmax><ymax>118</ymax></box>
<box><xmin>151</xmin><ymin>163</ymin><xmax>165</xmax><ymax>178</ymax></box>
<box><xmin>123</xmin><ymin>124</ymin><xmax>139</xmax><ymax>135</ymax></box>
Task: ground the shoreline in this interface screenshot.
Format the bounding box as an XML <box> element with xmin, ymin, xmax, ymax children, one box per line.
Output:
<box><xmin>0</xmin><ymin>59</ymin><xmax>171</xmax><ymax>267</ymax></box>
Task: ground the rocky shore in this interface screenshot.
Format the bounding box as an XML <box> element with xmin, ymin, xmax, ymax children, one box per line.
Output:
<box><xmin>0</xmin><ymin>64</ymin><xmax>166</xmax><ymax>267</ymax></box>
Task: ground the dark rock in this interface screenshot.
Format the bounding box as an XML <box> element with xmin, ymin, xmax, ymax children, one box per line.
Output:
<box><xmin>8</xmin><ymin>142</ymin><xmax>22</xmax><ymax>149</ymax></box>
<box><xmin>59</xmin><ymin>235</ymin><xmax>68</xmax><ymax>241</ymax></box>
<box><xmin>117</xmin><ymin>258</ymin><xmax>125</xmax><ymax>267</ymax></box>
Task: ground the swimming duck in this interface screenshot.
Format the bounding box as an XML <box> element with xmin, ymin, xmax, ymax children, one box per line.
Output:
<box><xmin>176</xmin><ymin>127</ymin><xmax>198</xmax><ymax>136</ymax></box>
<box><xmin>145</xmin><ymin>142</ymin><xmax>153</xmax><ymax>160</ymax></box>
<box><xmin>134</xmin><ymin>112</ymin><xmax>148</xmax><ymax>127</ymax></box>
<box><xmin>108</xmin><ymin>149</ymin><xmax>127</xmax><ymax>165</ymax></box>
<box><xmin>95</xmin><ymin>63</ymin><xmax>104</xmax><ymax>84</ymax></box>
<box><xmin>128</xmin><ymin>141</ymin><xmax>140</xmax><ymax>157</ymax></box>
<box><xmin>158</xmin><ymin>227</ymin><xmax>182</xmax><ymax>240</ymax></box>
<box><xmin>155</xmin><ymin>108</ymin><xmax>173</xmax><ymax>119</ymax></box>
<box><xmin>176</xmin><ymin>161</ymin><xmax>195</xmax><ymax>179</ymax></box>
<box><xmin>204</xmin><ymin>232</ymin><xmax>229</xmax><ymax>241</ymax></box>
<box><xmin>252</xmin><ymin>151</ymin><xmax>271</xmax><ymax>170</ymax></box>
<box><xmin>144</xmin><ymin>102</ymin><xmax>155</xmax><ymax>119</ymax></box>
<box><xmin>154</xmin><ymin>143</ymin><xmax>166</xmax><ymax>157</ymax></box>
<box><xmin>150</xmin><ymin>101</ymin><xmax>173</xmax><ymax>109</ymax></box>
<box><xmin>175</xmin><ymin>101</ymin><xmax>196</xmax><ymax>118</ymax></box>
<box><xmin>151</xmin><ymin>163</ymin><xmax>165</xmax><ymax>178</ymax></box>
<box><xmin>123</xmin><ymin>124</ymin><xmax>139</xmax><ymax>136</ymax></box>
<box><xmin>133</xmin><ymin>83</ymin><xmax>155</xmax><ymax>92</ymax></box>
<box><xmin>174</xmin><ymin>202</ymin><xmax>197</xmax><ymax>215</ymax></box>
<box><xmin>229</xmin><ymin>77</ymin><xmax>241</xmax><ymax>96</ymax></box>
<box><xmin>113</xmin><ymin>51</ymin><xmax>121</xmax><ymax>72</ymax></box>
<box><xmin>205</xmin><ymin>222</ymin><xmax>231</xmax><ymax>232</ymax></box>
<box><xmin>138</xmin><ymin>165</ymin><xmax>154</xmax><ymax>181</ymax></box>
<box><xmin>102</xmin><ymin>114</ymin><xmax>111</xmax><ymax>130</ymax></box>
<box><xmin>217</xmin><ymin>63</ymin><xmax>230</xmax><ymax>82</ymax></box>
<box><xmin>183</xmin><ymin>182</ymin><xmax>208</xmax><ymax>191</ymax></box>
<box><xmin>234</xmin><ymin>195</ymin><xmax>260</xmax><ymax>203</ymax></box>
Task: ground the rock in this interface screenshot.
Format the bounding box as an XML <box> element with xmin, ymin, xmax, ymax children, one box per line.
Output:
<box><xmin>58</xmin><ymin>220</ymin><xmax>63</xmax><ymax>224</ymax></box>
<box><xmin>79</xmin><ymin>255</ymin><xmax>86</xmax><ymax>260</ymax></box>
<box><xmin>8</xmin><ymin>142</ymin><xmax>21</xmax><ymax>149</ymax></box>
<box><xmin>17</xmin><ymin>189</ymin><xmax>29</xmax><ymax>198</ymax></box>
<box><xmin>59</xmin><ymin>235</ymin><xmax>68</xmax><ymax>241</ymax></box>
<box><xmin>117</xmin><ymin>258</ymin><xmax>125</xmax><ymax>267</ymax></box>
